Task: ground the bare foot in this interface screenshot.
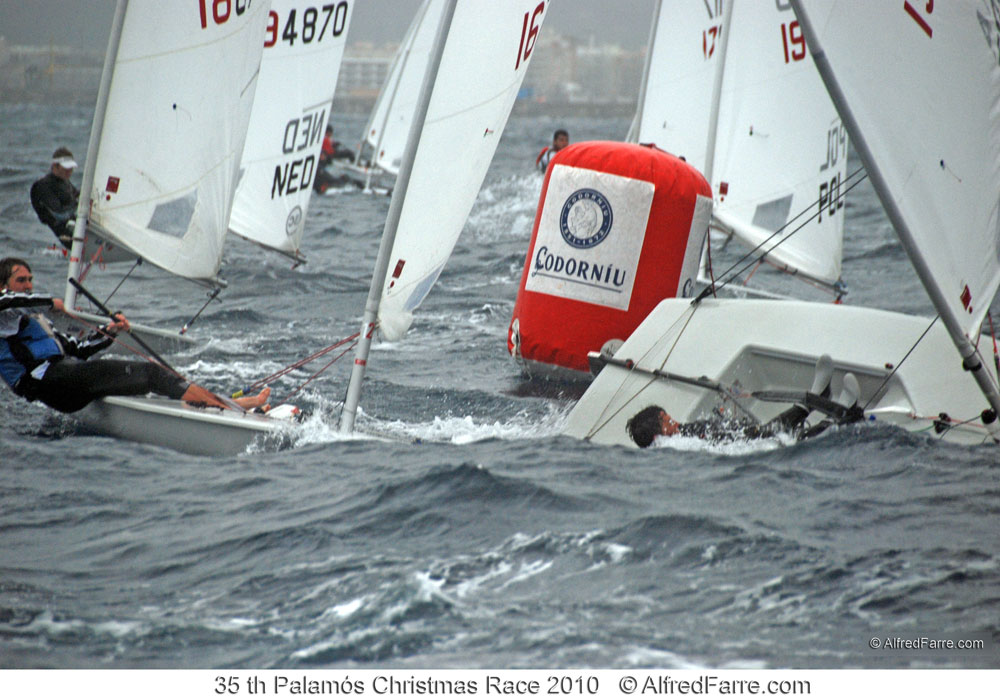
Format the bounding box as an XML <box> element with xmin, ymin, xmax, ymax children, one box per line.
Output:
<box><xmin>234</xmin><ymin>387</ymin><xmax>270</xmax><ymax>410</ymax></box>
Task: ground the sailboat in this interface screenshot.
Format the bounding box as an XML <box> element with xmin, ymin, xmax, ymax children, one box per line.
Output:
<box><xmin>64</xmin><ymin>0</ymin><xmax>287</xmax><ymax>454</ymax></box>
<box><xmin>328</xmin><ymin>0</ymin><xmax>446</xmax><ymax>192</ymax></box>
<box><xmin>562</xmin><ymin>0</ymin><xmax>1000</xmax><ymax>447</ymax></box>
<box><xmin>56</xmin><ymin>0</ymin><xmax>272</xmax><ymax>356</ymax></box>
<box><xmin>228</xmin><ymin>0</ymin><xmax>355</xmax><ymax>263</ymax></box>
<box><xmin>508</xmin><ymin>0</ymin><xmax>849</xmax><ymax>380</ymax></box>
<box><xmin>77</xmin><ymin>0</ymin><xmax>549</xmax><ymax>454</ymax></box>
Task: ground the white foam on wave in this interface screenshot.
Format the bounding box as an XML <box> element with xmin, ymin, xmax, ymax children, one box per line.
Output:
<box><xmin>466</xmin><ymin>173</ymin><xmax>542</xmax><ymax>243</ymax></box>
<box><xmin>381</xmin><ymin>402</ymin><xmax>571</xmax><ymax>445</ymax></box>
<box><xmin>652</xmin><ymin>431</ymin><xmax>797</xmax><ymax>456</ymax></box>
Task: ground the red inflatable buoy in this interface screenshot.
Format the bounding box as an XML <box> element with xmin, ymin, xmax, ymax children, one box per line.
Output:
<box><xmin>508</xmin><ymin>141</ymin><xmax>712</xmax><ymax>378</ymax></box>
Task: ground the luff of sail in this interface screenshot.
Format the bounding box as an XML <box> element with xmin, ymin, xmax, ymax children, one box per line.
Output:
<box><xmin>376</xmin><ymin>0</ymin><xmax>550</xmax><ymax>341</ymax></box>
<box><xmin>791</xmin><ymin>0</ymin><xmax>1000</xmax><ymax>426</ymax></box>
<box><xmin>793</xmin><ymin>0</ymin><xmax>1000</xmax><ymax>338</ymax></box>
<box><xmin>632</xmin><ymin>0</ymin><xmax>848</xmax><ymax>287</ymax></box>
<box><xmin>229</xmin><ymin>0</ymin><xmax>354</xmax><ymax>261</ymax></box>
<box><xmin>81</xmin><ymin>0</ymin><xmax>269</xmax><ymax>283</ymax></box>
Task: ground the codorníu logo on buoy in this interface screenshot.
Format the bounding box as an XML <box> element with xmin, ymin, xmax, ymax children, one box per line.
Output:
<box><xmin>510</xmin><ymin>141</ymin><xmax>713</xmax><ymax>377</ymax></box>
<box><xmin>559</xmin><ymin>188</ymin><xmax>613</xmax><ymax>249</ymax></box>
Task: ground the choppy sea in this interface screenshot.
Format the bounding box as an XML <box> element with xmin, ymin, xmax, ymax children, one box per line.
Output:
<box><xmin>0</xmin><ymin>104</ymin><xmax>997</xmax><ymax>670</ymax></box>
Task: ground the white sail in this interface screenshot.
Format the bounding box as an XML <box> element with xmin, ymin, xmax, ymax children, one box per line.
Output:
<box><xmin>376</xmin><ymin>0</ymin><xmax>549</xmax><ymax>340</ymax></box>
<box><xmin>633</xmin><ymin>0</ymin><xmax>848</xmax><ymax>286</ymax></box>
<box><xmin>791</xmin><ymin>0</ymin><xmax>1000</xmax><ymax>338</ymax></box>
<box><xmin>229</xmin><ymin>0</ymin><xmax>354</xmax><ymax>260</ymax></box>
<box><xmin>361</xmin><ymin>0</ymin><xmax>446</xmax><ymax>176</ymax></box>
<box><xmin>81</xmin><ymin>0</ymin><xmax>269</xmax><ymax>282</ymax></box>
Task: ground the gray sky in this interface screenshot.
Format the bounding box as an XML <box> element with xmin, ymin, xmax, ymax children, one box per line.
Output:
<box><xmin>0</xmin><ymin>1</ymin><xmax>657</xmax><ymax>51</ymax></box>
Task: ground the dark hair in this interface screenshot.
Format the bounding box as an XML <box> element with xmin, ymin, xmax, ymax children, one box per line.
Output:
<box><xmin>553</xmin><ymin>129</ymin><xmax>568</xmax><ymax>140</ymax></box>
<box><xmin>0</xmin><ymin>257</ymin><xmax>31</xmax><ymax>288</ymax></box>
<box><xmin>52</xmin><ymin>146</ymin><xmax>74</xmax><ymax>160</ymax></box>
<box><xmin>626</xmin><ymin>405</ymin><xmax>666</xmax><ymax>448</ymax></box>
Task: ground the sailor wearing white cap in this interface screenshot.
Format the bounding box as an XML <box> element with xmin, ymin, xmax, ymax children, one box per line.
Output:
<box><xmin>29</xmin><ymin>146</ymin><xmax>80</xmax><ymax>248</ymax></box>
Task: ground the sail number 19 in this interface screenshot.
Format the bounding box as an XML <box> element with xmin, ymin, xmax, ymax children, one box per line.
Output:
<box><xmin>780</xmin><ymin>21</ymin><xmax>806</xmax><ymax>62</ymax></box>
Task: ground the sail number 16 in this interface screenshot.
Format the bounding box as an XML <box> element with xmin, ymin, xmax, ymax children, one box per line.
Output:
<box><xmin>198</xmin><ymin>0</ymin><xmax>254</xmax><ymax>28</ymax></box>
<box><xmin>516</xmin><ymin>2</ymin><xmax>546</xmax><ymax>70</ymax></box>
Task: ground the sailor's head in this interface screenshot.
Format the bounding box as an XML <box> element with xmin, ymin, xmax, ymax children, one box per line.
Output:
<box><xmin>553</xmin><ymin>129</ymin><xmax>569</xmax><ymax>150</ymax></box>
<box><xmin>0</xmin><ymin>257</ymin><xmax>33</xmax><ymax>293</ymax></box>
<box><xmin>51</xmin><ymin>146</ymin><xmax>77</xmax><ymax>179</ymax></box>
<box><xmin>626</xmin><ymin>404</ymin><xmax>678</xmax><ymax>447</ymax></box>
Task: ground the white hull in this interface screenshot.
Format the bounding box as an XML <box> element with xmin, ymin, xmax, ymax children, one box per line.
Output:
<box><xmin>76</xmin><ymin>396</ymin><xmax>291</xmax><ymax>456</ymax></box>
<box><xmin>55</xmin><ymin>310</ymin><xmax>196</xmax><ymax>356</ymax></box>
<box><xmin>325</xmin><ymin>160</ymin><xmax>394</xmax><ymax>194</ymax></box>
<box><xmin>564</xmin><ymin>298</ymin><xmax>1000</xmax><ymax>447</ymax></box>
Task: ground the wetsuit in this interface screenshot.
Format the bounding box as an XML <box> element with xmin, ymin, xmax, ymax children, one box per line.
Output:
<box><xmin>30</xmin><ymin>172</ymin><xmax>79</xmax><ymax>248</ymax></box>
<box><xmin>676</xmin><ymin>405</ymin><xmax>824</xmax><ymax>442</ymax></box>
<box><xmin>0</xmin><ymin>291</ymin><xmax>188</xmax><ymax>413</ymax></box>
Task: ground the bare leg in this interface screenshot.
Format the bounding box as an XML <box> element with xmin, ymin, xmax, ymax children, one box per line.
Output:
<box><xmin>234</xmin><ymin>387</ymin><xmax>270</xmax><ymax>410</ymax></box>
<box><xmin>181</xmin><ymin>385</ymin><xmax>270</xmax><ymax>411</ymax></box>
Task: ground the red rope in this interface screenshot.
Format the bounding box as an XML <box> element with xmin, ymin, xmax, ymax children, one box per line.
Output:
<box><xmin>246</xmin><ymin>332</ymin><xmax>361</xmax><ymax>391</ymax></box>
<box><xmin>277</xmin><ymin>341</ymin><xmax>358</xmax><ymax>404</ymax></box>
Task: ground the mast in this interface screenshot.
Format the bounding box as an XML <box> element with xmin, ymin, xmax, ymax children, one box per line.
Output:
<box><xmin>626</xmin><ymin>0</ymin><xmax>663</xmax><ymax>143</ymax></box>
<box><xmin>703</xmin><ymin>0</ymin><xmax>734</xmax><ymax>187</ymax></box>
<box><xmin>791</xmin><ymin>0</ymin><xmax>1000</xmax><ymax>433</ymax></box>
<box><xmin>339</xmin><ymin>0</ymin><xmax>459</xmax><ymax>433</ymax></box>
<box><xmin>697</xmin><ymin>0</ymin><xmax>736</xmax><ymax>285</ymax></box>
<box><xmin>64</xmin><ymin>0</ymin><xmax>128</xmax><ymax>308</ymax></box>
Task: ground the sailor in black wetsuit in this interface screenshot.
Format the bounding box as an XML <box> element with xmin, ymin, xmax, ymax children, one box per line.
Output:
<box><xmin>626</xmin><ymin>355</ymin><xmax>862</xmax><ymax>447</ymax></box>
<box><xmin>0</xmin><ymin>257</ymin><xmax>271</xmax><ymax>413</ymax></box>
<box><xmin>30</xmin><ymin>147</ymin><xmax>81</xmax><ymax>249</ymax></box>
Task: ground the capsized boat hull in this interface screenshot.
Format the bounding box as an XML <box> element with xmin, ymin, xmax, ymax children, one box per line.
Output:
<box><xmin>564</xmin><ymin>298</ymin><xmax>999</xmax><ymax>447</ymax></box>
<box><xmin>76</xmin><ymin>396</ymin><xmax>293</xmax><ymax>456</ymax></box>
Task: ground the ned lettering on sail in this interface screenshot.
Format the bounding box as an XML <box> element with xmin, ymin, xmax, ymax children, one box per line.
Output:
<box><xmin>271</xmin><ymin>109</ymin><xmax>326</xmax><ymax>197</ymax></box>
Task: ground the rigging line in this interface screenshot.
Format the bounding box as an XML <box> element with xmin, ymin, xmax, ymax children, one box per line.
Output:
<box><xmin>861</xmin><ymin>314</ymin><xmax>939</xmax><ymax>412</ymax></box>
<box><xmin>279</xmin><ymin>341</ymin><xmax>357</xmax><ymax>405</ymax></box>
<box><xmin>584</xmin><ymin>304</ymin><xmax>760</xmax><ymax>440</ymax></box>
<box><xmin>180</xmin><ymin>287</ymin><xmax>220</xmax><ymax>335</ymax></box>
<box><xmin>696</xmin><ymin>166</ymin><xmax>867</xmax><ymax>300</ymax></box>
<box><xmin>722</xmin><ymin>166</ymin><xmax>866</xmax><ymax>284</ymax></box>
<box><xmin>717</xmin><ymin>166</ymin><xmax>867</xmax><ymax>287</ymax></box>
<box><xmin>245</xmin><ymin>332</ymin><xmax>362</xmax><ymax>392</ymax></box>
<box><xmin>61</xmin><ymin>307</ymin><xmax>181</xmax><ymax>377</ymax></box>
<box><xmin>585</xmin><ymin>305</ymin><xmax>699</xmax><ymax>437</ymax></box>
<box><xmin>101</xmin><ymin>257</ymin><xmax>142</xmax><ymax>308</ymax></box>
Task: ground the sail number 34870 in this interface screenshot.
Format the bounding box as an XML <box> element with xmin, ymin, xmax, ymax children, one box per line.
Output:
<box><xmin>198</xmin><ymin>0</ymin><xmax>350</xmax><ymax>49</ymax></box>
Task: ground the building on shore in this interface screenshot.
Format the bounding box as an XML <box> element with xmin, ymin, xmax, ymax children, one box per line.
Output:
<box><xmin>1</xmin><ymin>31</ymin><xmax>643</xmax><ymax>117</ymax></box>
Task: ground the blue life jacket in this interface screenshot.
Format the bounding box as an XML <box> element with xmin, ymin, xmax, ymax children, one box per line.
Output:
<box><xmin>0</xmin><ymin>315</ymin><xmax>63</xmax><ymax>389</ymax></box>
